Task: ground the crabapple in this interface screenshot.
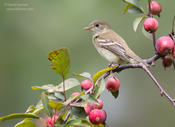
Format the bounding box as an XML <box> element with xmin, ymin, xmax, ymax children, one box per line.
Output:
<box><xmin>84</xmin><ymin>103</ymin><xmax>91</xmax><ymax>115</ymax></box>
<box><xmin>91</xmin><ymin>99</ymin><xmax>103</xmax><ymax>109</ymax></box>
<box><xmin>155</xmin><ymin>36</ymin><xmax>174</xmax><ymax>55</ymax></box>
<box><xmin>89</xmin><ymin>109</ymin><xmax>107</xmax><ymax>124</ymax></box>
<box><xmin>106</xmin><ymin>76</ymin><xmax>120</xmax><ymax>92</ymax></box>
<box><xmin>46</xmin><ymin>115</ymin><xmax>58</xmax><ymax>127</ymax></box>
<box><xmin>81</xmin><ymin>80</ymin><xmax>93</xmax><ymax>90</ymax></box>
<box><xmin>162</xmin><ymin>56</ymin><xmax>173</xmax><ymax>68</ymax></box>
<box><xmin>144</xmin><ymin>17</ymin><xmax>158</xmax><ymax>33</ymax></box>
<box><xmin>150</xmin><ymin>1</ymin><xmax>162</xmax><ymax>15</ymax></box>
<box><xmin>71</xmin><ymin>92</ymin><xmax>80</xmax><ymax>97</ymax></box>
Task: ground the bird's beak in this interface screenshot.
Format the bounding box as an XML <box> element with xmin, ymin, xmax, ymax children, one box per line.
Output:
<box><xmin>83</xmin><ymin>25</ymin><xmax>93</xmax><ymax>30</ymax></box>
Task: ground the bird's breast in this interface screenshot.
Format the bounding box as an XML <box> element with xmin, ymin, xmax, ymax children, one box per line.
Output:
<box><xmin>93</xmin><ymin>42</ymin><xmax>123</xmax><ymax>64</ymax></box>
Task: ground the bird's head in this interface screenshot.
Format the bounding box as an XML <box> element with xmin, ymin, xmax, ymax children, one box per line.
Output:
<box><xmin>84</xmin><ymin>20</ymin><xmax>111</xmax><ymax>35</ymax></box>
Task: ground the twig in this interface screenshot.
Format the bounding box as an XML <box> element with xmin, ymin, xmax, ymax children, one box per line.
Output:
<box><xmin>142</xmin><ymin>65</ymin><xmax>175</xmax><ymax>106</ymax></box>
<box><xmin>64</xmin><ymin>111</ymin><xmax>70</xmax><ymax>121</ymax></box>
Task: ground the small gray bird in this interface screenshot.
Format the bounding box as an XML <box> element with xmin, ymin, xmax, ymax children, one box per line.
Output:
<box><xmin>84</xmin><ymin>20</ymin><xmax>145</xmax><ymax>65</ymax></box>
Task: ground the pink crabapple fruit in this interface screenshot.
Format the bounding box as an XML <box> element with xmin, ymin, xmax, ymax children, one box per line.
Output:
<box><xmin>46</xmin><ymin>115</ymin><xmax>58</xmax><ymax>127</ymax></box>
<box><xmin>162</xmin><ymin>56</ymin><xmax>173</xmax><ymax>68</ymax></box>
<box><xmin>155</xmin><ymin>36</ymin><xmax>174</xmax><ymax>55</ymax></box>
<box><xmin>71</xmin><ymin>92</ymin><xmax>80</xmax><ymax>97</ymax></box>
<box><xmin>80</xmin><ymin>80</ymin><xmax>93</xmax><ymax>90</ymax></box>
<box><xmin>144</xmin><ymin>17</ymin><xmax>158</xmax><ymax>33</ymax></box>
<box><xmin>84</xmin><ymin>103</ymin><xmax>91</xmax><ymax>115</ymax></box>
<box><xmin>91</xmin><ymin>99</ymin><xmax>103</xmax><ymax>109</ymax></box>
<box><xmin>89</xmin><ymin>109</ymin><xmax>107</xmax><ymax>124</ymax></box>
<box><xmin>105</xmin><ymin>76</ymin><xmax>120</xmax><ymax>92</ymax></box>
<box><xmin>150</xmin><ymin>1</ymin><xmax>162</xmax><ymax>15</ymax></box>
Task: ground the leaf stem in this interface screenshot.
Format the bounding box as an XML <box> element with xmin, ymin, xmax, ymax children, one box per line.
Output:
<box><xmin>62</xmin><ymin>75</ymin><xmax>67</xmax><ymax>101</ymax></box>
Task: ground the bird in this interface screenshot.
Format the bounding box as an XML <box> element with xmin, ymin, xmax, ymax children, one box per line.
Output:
<box><xmin>84</xmin><ymin>20</ymin><xmax>146</xmax><ymax>65</ymax></box>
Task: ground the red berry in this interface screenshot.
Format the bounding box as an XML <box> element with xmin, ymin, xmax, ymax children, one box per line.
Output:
<box><xmin>150</xmin><ymin>1</ymin><xmax>162</xmax><ymax>15</ymax></box>
<box><xmin>72</xmin><ymin>92</ymin><xmax>80</xmax><ymax>96</ymax></box>
<box><xmin>89</xmin><ymin>109</ymin><xmax>107</xmax><ymax>124</ymax></box>
<box><xmin>46</xmin><ymin>115</ymin><xmax>58</xmax><ymax>127</ymax></box>
<box><xmin>81</xmin><ymin>80</ymin><xmax>93</xmax><ymax>90</ymax></box>
<box><xmin>106</xmin><ymin>76</ymin><xmax>120</xmax><ymax>92</ymax></box>
<box><xmin>91</xmin><ymin>99</ymin><xmax>103</xmax><ymax>109</ymax></box>
<box><xmin>46</xmin><ymin>117</ymin><xmax>52</xmax><ymax>127</ymax></box>
<box><xmin>144</xmin><ymin>17</ymin><xmax>158</xmax><ymax>33</ymax></box>
<box><xmin>173</xmin><ymin>46</ymin><xmax>175</xmax><ymax>58</ymax></box>
<box><xmin>84</xmin><ymin>103</ymin><xmax>91</xmax><ymax>115</ymax></box>
<box><xmin>101</xmin><ymin>110</ymin><xmax>107</xmax><ymax>122</ymax></box>
<box><xmin>155</xmin><ymin>36</ymin><xmax>174</xmax><ymax>55</ymax></box>
<box><xmin>162</xmin><ymin>56</ymin><xmax>173</xmax><ymax>68</ymax></box>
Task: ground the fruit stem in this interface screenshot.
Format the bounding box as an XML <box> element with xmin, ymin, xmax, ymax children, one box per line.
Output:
<box><xmin>148</xmin><ymin>0</ymin><xmax>152</xmax><ymax>17</ymax></box>
<box><xmin>171</xmin><ymin>16</ymin><xmax>175</xmax><ymax>36</ymax></box>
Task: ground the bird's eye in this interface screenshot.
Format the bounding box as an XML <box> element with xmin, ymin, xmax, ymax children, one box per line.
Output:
<box><xmin>95</xmin><ymin>24</ymin><xmax>99</xmax><ymax>27</ymax></box>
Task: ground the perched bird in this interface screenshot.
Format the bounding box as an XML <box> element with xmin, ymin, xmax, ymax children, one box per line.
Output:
<box><xmin>84</xmin><ymin>20</ymin><xmax>145</xmax><ymax>65</ymax></box>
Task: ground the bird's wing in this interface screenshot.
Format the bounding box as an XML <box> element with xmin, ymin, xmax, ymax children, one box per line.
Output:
<box><xmin>94</xmin><ymin>36</ymin><xmax>132</xmax><ymax>62</ymax></box>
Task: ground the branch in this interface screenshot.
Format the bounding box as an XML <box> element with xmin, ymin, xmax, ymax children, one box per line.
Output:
<box><xmin>103</xmin><ymin>54</ymin><xmax>160</xmax><ymax>78</ymax></box>
<box><xmin>103</xmin><ymin>53</ymin><xmax>175</xmax><ymax>106</ymax></box>
<box><xmin>142</xmin><ymin>65</ymin><xmax>175</xmax><ymax>106</ymax></box>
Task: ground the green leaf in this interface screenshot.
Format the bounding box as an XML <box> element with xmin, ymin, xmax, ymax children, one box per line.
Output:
<box><xmin>15</xmin><ymin>119</ymin><xmax>36</xmax><ymax>127</ymax></box>
<box><xmin>48</xmin><ymin>48</ymin><xmax>70</xmax><ymax>78</ymax></box>
<box><xmin>55</xmin><ymin>118</ymin><xmax>66</xmax><ymax>127</ymax></box>
<box><xmin>0</xmin><ymin>113</ymin><xmax>39</xmax><ymax>122</ymax></box>
<box><xmin>49</xmin><ymin>100</ymin><xmax>64</xmax><ymax>110</ymax></box>
<box><xmin>81</xmin><ymin>94</ymin><xmax>98</xmax><ymax>105</ymax></box>
<box><xmin>64</xmin><ymin>92</ymin><xmax>85</xmax><ymax>105</ymax></box>
<box><xmin>41</xmin><ymin>93</ymin><xmax>53</xmax><ymax>117</ymax></box>
<box><xmin>111</xmin><ymin>90</ymin><xmax>119</xmax><ymax>99</ymax></box>
<box><xmin>123</xmin><ymin>0</ymin><xmax>144</xmax><ymax>13</ymax></box>
<box><xmin>57</xmin><ymin>78</ymin><xmax>80</xmax><ymax>92</ymax></box>
<box><xmin>96</xmin><ymin>124</ymin><xmax>105</xmax><ymax>127</ymax></box>
<box><xmin>87</xmin><ymin>95</ymin><xmax>98</xmax><ymax>105</ymax></box>
<box><xmin>62</xmin><ymin>110</ymin><xmax>70</xmax><ymax>121</ymax></box>
<box><xmin>32</xmin><ymin>84</ymin><xmax>56</xmax><ymax>93</ymax></box>
<box><xmin>25</xmin><ymin>105</ymin><xmax>36</xmax><ymax>113</ymax></box>
<box><xmin>93</xmin><ymin>65</ymin><xmax>119</xmax><ymax>84</ymax></box>
<box><xmin>71</xmin><ymin>107</ymin><xmax>86</xmax><ymax>119</ymax></box>
<box><xmin>133</xmin><ymin>16</ymin><xmax>146</xmax><ymax>32</ymax></box>
<box><xmin>123</xmin><ymin>4</ymin><xmax>132</xmax><ymax>14</ymax></box>
<box><xmin>70</xmin><ymin>102</ymin><xmax>87</xmax><ymax>108</ymax></box>
<box><xmin>73</xmin><ymin>72</ymin><xmax>92</xmax><ymax>80</ymax></box>
<box><xmin>54</xmin><ymin>92</ymin><xmax>65</xmax><ymax>100</ymax></box>
<box><xmin>93</xmin><ymin>79</ymin><xmax>105</xmax><ymax>99</ymax></box>
<box><xmin>32</xmin><ymin>78</ymin><xmax>80</xmax><ymax>93</ymax></box>
<box><xmin>127</xmin><ymin>5</ymin><xmax>143</xmax><ymax>14</ymax></box>
<box><xmin>66</xmin><ymin>119</ymin><xmax>92</xmax><ymax>127</ymax></box>
<box><xmin>141</xmin><ymin>26</ymin><xmax>152</xmax><ymax>40</ymax></box>
<box><xmin>32</xmin><ymin>105</ymin><xmax>44</xmax><ymax>115</ymax></box>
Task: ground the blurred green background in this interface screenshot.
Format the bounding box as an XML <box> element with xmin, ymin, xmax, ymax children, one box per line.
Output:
<box><xmin>0</xmin><ymin>0</ymin><xmax>175</xmax><ymax>127</ymax></box>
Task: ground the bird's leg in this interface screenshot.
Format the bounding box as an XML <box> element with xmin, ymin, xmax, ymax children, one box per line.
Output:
<box><xmin>109</xmin><ymin>62</ymin><xmax>120</xmax><ymax>76</ymax></box>
<box><xmin>108</xmin><ymin>62</ymin><xmax>114</xmax><ymax>67</ymax></box>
